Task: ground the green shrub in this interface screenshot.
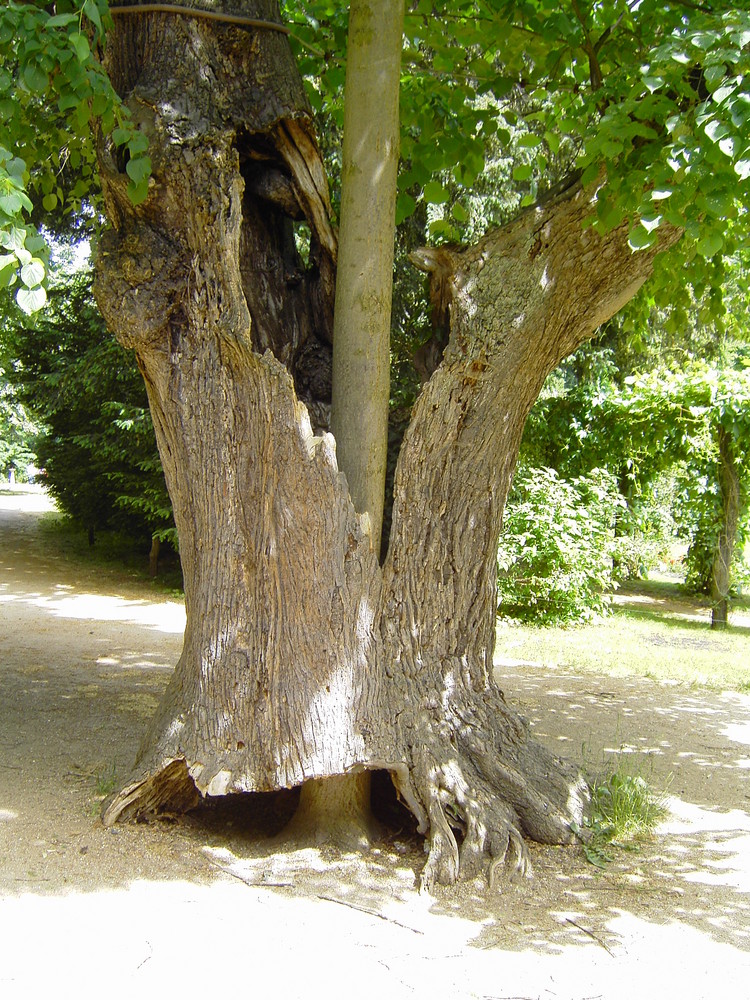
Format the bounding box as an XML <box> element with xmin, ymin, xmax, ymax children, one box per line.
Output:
<box><xmin>497</xmin><ymin>466</ymin><xmax>624</xmax><ymax>625</ymax></box>
<box><xmin>2</xmin><ymin>269</ymin><xmax>174</xmax><ymax>547</ymax></box>
<box><xmin>612</xmin><ymin>470</ymin><xmax>682</xmax><ymax>582</ymax></box>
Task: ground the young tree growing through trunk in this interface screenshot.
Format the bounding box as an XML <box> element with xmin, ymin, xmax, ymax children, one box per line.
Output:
<box><xmin>2</xmin><ymin>0</ymin><xmax>749</xmax><ymax>886</ymax></box>
<box><xmin>289</xmin><ymin>0</ymin><xmax>404</xmax><ymax>846</ymax></box>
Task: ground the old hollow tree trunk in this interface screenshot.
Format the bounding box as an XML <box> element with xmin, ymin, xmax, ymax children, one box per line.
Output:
<box><xmin>95</xmin><ymin>2</ymin><xmax>679</xmax><ymax>886</ymax></box>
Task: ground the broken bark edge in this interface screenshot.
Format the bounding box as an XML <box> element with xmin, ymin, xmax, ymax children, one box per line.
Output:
<box><xmin>101</xmin><ymin>758</ymin><xmax>200</xmax><ymax>826</ymax></box>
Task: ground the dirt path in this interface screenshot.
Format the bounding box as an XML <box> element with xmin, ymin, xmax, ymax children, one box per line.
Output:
<box><xmin>1</xmin><ymin>487</ymin><xmax>749</xmax><ymax>998</ymax></box>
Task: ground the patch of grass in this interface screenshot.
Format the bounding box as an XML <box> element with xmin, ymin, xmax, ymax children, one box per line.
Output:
<box><xmin>573</xmin><ymin>761</ymin><xmax>670</xmax><ymax>868</ymax></box>
<box><xmin>94</xmin><ymin>763</ymin><xmax>118</xmax><ymax>798</ymax></box>
<box><xmin>38</xmin><ymin>514</ymin><xmax>184</xmax><ymax>594</ymax></box>
<box><xmin>495</xmin><ymin>578</ymin><xmax>750</xmax><ymax>691</ymax></box>
<box><xmin>88</xmin><ymin>763</ymin><xmax>118</xmax><ymax>815</ymax></box>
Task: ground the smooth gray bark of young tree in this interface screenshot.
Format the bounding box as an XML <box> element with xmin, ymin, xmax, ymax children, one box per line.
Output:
<box><xmin>94</xmin><ymin>1</ymin><xmax>680</xmax><ymax>886</ymax></box>
<box><xmin>296</xmin><ymin>0</ymin><xmax>404</xmax><ymax>843</ymax></box>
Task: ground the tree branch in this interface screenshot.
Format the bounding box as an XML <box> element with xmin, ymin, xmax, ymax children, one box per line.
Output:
<box><xmin>570</xmin><ymin>0</ymin><xmax>604</xmax><ymax>91</ymax></box>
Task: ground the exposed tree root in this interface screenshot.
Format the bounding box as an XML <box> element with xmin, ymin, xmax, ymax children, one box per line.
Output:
<box><xmin>101</xmin><ymin>672</ymin><xmax>587</xmax><ymax>894</ymax></box>
<box><xmin>102</xmin><ymin>699</ymin><xmax>588</xmax><ymax>893</ymax></box>
<box><xmin>402</xmin><ymin>688</ymin><xmax>589</xmax><ymax>892</ymax></box>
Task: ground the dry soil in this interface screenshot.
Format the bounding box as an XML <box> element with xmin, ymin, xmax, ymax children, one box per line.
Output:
<box><xmin>1</xmin><ymin>486</ymin><xmax>749</xmax><ymax>999</ymax></box>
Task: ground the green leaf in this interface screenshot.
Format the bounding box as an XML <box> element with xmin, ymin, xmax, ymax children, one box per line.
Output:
<box><xmin>83</xmin><ymin>0</ymin><xmax>103</xmax><ymax>35</ymax></box>
<box><xmin>0</xmin><ymin>260</ymin><xmax>15</xmax><ymax>289</ymax></box>
<box><xmin>25</xmin><ymin>234</ymin><xmax>47</xmax><ymax>254</ymax></box>
<box><xmin>127</xmin><ymin>132</ymin><xmax>149</xmax><ymax>155</ymax></box>
<box><xmin>70</xmin><ymin>32</ymin><xmax>91</xmax><ymax>64</ymax></box>
<box><xmin>126</xmin><ymin>155</ymin><xmax>152</xmax><ymax>186</ymax></box>
<box><xmin>395</xmin><ymin>191</ymin><xmax>416</xmax><ymax>225</ymax></box>
<box><xmin>601</xmin><ymin>139</ymin><xmax>623</xmax><ymax>158</ymax></box>
<box><xmin>20</xmin><ymin>257</ymin><xmax>45</xmax><ymax>288</ymax></box>
<box><xmin>696</xmin><ymin>232</ymin><xmax>724</xmax><ymax>258</ymax></box>
<box><xmin>628</xmin><ymin>225</ymin><xmax>656</xmax><ymax>251</ymax></box>
<box><xmin>451</xmin><ymin>202</ymin><xmax>468</xmax><ymax>223</ymax></box>
<box><xmin>58</xmin><ymin>93</ymin><xmax>82</xmax><ymax>112</ymax></box>
<box><xmin>704</xmin><ymin>64</ymin><xmax>727</xmax><ymax>91</ymax></box>
<box><xmin>0</xmin><ymin>226</ymin><xmax>27</xmax><ymax>254</ymax></box>
<box><xmin>127</xmin><ymin>178</ymin><xmax>150</xmax><ymax>206</ymax></box>
<box><xmin>23</xmin><ymin>62</ymin><xmax>49</xmax><ymax>94</ymax></box>
<box><xmin>16</xmin><ymin>284</ymin><xmax>47</xmax><ymax>314</ymax></box>
<box><xmin>112</xmin><ymin>126</ymin><xmax>133</xmax><ymax>146</ymax></box>
<box><xmin>46</xmin><ymin>13</ymin><xmax>79</xmax><ymax>27</ymax></box>
<box><xmin>423</xmin><ymin>180</ymin><xmax>449</xmax><ymax>205</ymax></box>
<box><xmin>703</xmin><ymin>189</ymin><xmax>733</xmax><ymax>217</ymax></box>
<box><xmin>0</xmin><ymin>191</ymin><xmax>23</xmax><ymax>215</ymax></box>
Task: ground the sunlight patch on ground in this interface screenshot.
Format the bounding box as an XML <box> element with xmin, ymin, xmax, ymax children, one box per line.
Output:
<box><xmin>677</xmin><ymin>833</ymin><xmax>750</xmax><ymax>893</ymax></box>
<box><xmin>722</xmin><ymin>720</ymin><xmax>750</xmax><ymax>746</ymax></box>
<box><xmin>0</xmin><ymin>487</ymin><xmax>57</xmax><ymax>514</ymax></box>
<box><xmin>661</xmin><ymin>796</ymin><xmax>750</xmax><ymax>835</ymax></box>
<box><xmin>13</xmin><ymin>591</ymin><xmax>185</xmax><ymax>634</ymax></box>
<box><xmin>603</xmin><ymin>911</ymin><xmax>750</xmax><ymax>997</ymax></box>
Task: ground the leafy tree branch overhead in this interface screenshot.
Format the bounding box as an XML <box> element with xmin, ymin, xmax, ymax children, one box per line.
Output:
<box><xmin>1</xmin><ymin>1</ymin><xmax>749</xmax><ymax>310</ymax></box>
<box><xmin>1</xmin><ymin>1</ymin><xmax>749</xmax><ymax>888</ymax></box>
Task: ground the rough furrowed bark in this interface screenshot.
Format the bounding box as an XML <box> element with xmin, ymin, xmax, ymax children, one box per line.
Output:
<box><xmin>94</xmin><ymin>4</ymin><xmax>384</xmax><ymax>816</ymax></box>
<box><xmin>373</xmin><ymin>180</ymin><xmax>680</xmax><ymax>886</ymax></box>
<box><xmin>95</xmin><ymin>5</ymin><xmax>679</xmax><ymax>887</ymax></box>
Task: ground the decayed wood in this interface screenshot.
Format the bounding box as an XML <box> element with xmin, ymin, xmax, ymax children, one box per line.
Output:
<box><xmin>96</xmin><ymin>2</ymin><xmax>680</xmax><ymax>885</ymax></box>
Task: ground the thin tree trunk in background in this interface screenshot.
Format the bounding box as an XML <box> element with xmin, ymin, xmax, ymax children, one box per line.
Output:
<box><xmin>149</xmin><ymin>534</ymin><xmax>160</xmax><ymax>578</ymax></box>
<box><xmin>711</xmin><ymin>425</ymin><xmax>741</xmax><ymax>629</ymax></box>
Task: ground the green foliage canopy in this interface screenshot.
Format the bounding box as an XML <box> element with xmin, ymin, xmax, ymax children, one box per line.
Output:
<box><xmin>1</xmin><ymin>1</ymin><xmax>749</xmax><ymax>315</ymax></box>
<box><xmin>525</xmin><ymin>348</ymin><xmax>750</xmax><ymax>594</ymax></box>
<box><xmin>0</xmin><ymin>367</ymin><xmax>39</xmax><ymax>476</ymax></box>
<box><xmin>0</xmin><ymin>0</ymin><xmax>149</xmax><ymax>311</ymax></box>
<box><xmin>287</xmin><ymin>2</ymin><xmax>750</xmax><ymax>287</ymax></box>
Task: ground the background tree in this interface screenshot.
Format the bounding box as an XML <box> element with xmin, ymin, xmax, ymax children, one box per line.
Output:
<box><xmin>2</xmin><ymin>0</ymin><xmax>750</xmax><ymax>886</ymax></box>
<box><xmin>0</xmin><ymin>369</ymin><xmax>38</xmax><ymax>480</ymax></box>
<box><xmin>0</xmin><ymin>267</ymin><xmax>175</xmax><ymax>552</ymax></box>
<box><xmin>520</xmin><ymin>335</ymin><xmax>750</xmax><ymax>626</ymax></box>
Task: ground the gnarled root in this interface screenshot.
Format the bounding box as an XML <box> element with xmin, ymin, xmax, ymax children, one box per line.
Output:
<box><xmin>415</xmin><ymin>757</ymin><xmax>531</xmax><ymax>892</ymax></box>
<box><xmin>402</xmin><ymin>691</ymin><xmax>589</xmax><ymax>891</ymax></box>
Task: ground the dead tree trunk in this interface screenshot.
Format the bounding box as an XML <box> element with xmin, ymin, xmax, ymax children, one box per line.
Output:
<box><xmin>94</xmin><ymin>2</ymin><xmax>680</xmax><ymax>886</ymax></box>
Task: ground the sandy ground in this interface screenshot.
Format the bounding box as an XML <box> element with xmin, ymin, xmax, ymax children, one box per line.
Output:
<box><xmin>1</xmin><ymin>486</ymin><xmax>749</xmax><ymax>999</ymax></box>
